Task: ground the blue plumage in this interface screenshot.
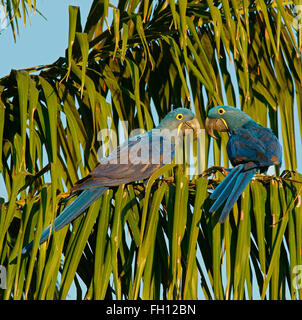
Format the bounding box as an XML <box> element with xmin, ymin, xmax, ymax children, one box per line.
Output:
<box><xmin>205</xmin><ymin>106</ymin><xmax>282</xmax><ymax>223</ymax></box>
<box><xmin>22</xmin><ymin>108</ymin><xmax>200</xmax><ymax>254</ymax></box>
<box><xmin>22</xmin><ymin>188</ymin><xmax>107</xmax><ymax>254</ymax></box>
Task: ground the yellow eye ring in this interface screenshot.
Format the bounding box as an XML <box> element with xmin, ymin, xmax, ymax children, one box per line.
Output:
<box><xmin>218</xmin><ymin>108</ymin><xmax>225</xmax><ymax>115</ymax></box>
<box><xmin>176</xmin><ymin>113</ymin><xmax>183</xmax><ymax>120</ymax></box>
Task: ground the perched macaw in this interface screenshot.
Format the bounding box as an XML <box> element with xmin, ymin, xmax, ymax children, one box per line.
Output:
<box><xmin>22</xmin><ymin>108</ymin><xmax>200</xmax><ymax>254</ymax></box>
<box><xmin>205</xmin><ymin>105</ymin><xmax>282</xmax><ymax>223</ymax></box>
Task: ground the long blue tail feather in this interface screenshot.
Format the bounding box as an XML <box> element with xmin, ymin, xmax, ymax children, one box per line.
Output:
<box><xmin>210</xmin><ymin>165</ymin><xmax>243</xmax><ymax>200</ymax></box>
<box><xmin>209</xmin><ymin>165</ymin><xmax>244</xmax><ymax>213</ymax></box>
<box><xmin>22</xmin><ymin>187</ymin><xmax>107</xmax><ymax>255</ymax></box>
<box><xmin>218</xmin><ymin>170</ymin><xmax>255</xmax><ymax>223</ymax></box>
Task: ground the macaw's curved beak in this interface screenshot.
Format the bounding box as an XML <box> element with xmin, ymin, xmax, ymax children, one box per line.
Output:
<box><xmin>181</xmin><ymin>117</ymin><xmax>201</xmax><ymax>139</ymax></box>
<box><xmin>205</xmin><ymin>117</ymin><xmax>229</xmax><ymax>140</ymax></box>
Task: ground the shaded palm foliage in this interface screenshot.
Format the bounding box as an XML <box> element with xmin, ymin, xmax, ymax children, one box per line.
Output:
<box><xmin>0</xmin><ymin>0</ymin><xmax>302</xmax><ymax>299</ymax></box>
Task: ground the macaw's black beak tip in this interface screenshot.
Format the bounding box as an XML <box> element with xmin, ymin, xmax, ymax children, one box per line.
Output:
<box><xmin>205</xmin><ymin>117</ymin><xmax>228</xmax><ymax>139</ymax></box>
<box><xmin>205</xmin><ymin>117</ymin><xmax>218</xmax><ymax>140</ymax></box>
<box><xmin>183</xmin><ymin>117</ymin><xmax>201</xmax><ymax>139</ymax></box>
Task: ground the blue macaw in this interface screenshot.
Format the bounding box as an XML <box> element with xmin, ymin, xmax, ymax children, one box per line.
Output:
<box><xmin>22</xmin><ymin>108</ymin><xmax>200</xmax><ymax>254</ymax></box>
<box><xmin>205</xmin><ymin>105</ymin><xmax>282</xmax><ymax>223</ymax></box>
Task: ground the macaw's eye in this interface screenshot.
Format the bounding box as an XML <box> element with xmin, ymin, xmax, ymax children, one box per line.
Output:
<box><xmin>218</xmin><ymin>108</ymin><xmax>225</xmax><ymax>115</ymax></box>
<box><xmin>176</xmin><ymin>113</ymin><xmax>184</xmax><ymax>120</ymax></box>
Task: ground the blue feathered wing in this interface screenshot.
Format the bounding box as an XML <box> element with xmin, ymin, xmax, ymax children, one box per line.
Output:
<box><xmin>209</xmin><ymin>121</ymin><xmax>282</xmax><ymax>223</ymax></box>
<box><xmin>22</xmin><ymin>131</ymin><xmax>175</xmax><ymax>254</ymax></box>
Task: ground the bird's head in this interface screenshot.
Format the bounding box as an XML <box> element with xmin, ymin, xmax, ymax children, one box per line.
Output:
<box><xmin>157</xmin><ymin>108</ymin><xmax>200</xmax><ymax>139</ymax></box>
<box><xmin>205</xmin><ymin>105</ymin><xmax>252</xmax><ymax>139</ymax></box>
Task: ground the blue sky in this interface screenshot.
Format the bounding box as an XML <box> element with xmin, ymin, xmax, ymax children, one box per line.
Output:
<box><xmin>0</xmin><ymin>0</ymin><xmax>92</xmax><ymax>78</ymax></box>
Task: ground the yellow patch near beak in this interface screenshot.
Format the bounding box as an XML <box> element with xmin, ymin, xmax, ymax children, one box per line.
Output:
<box><xmin>177</xmin><ymin>123</ymin><xmax>183</xmax><ymax>136</ymax></box>
<box><xmin>220</xmin><ymin>118</ymin><xmax>229</xmax><ymax>131</ymax></box>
